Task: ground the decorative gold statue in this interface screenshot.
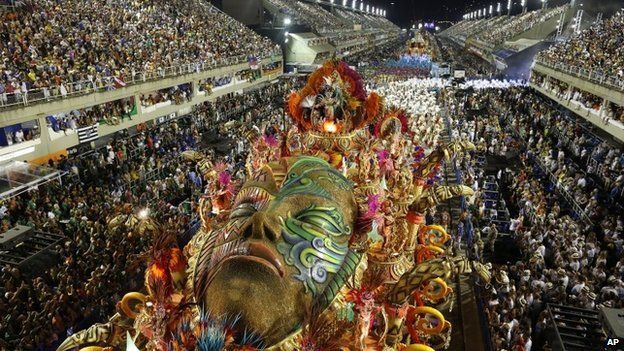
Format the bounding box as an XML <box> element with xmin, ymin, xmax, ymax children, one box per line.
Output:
<box><xmin>58</xmin><ymin>60</ymin><xmax>488</xmax><ymax>351</ymax></box>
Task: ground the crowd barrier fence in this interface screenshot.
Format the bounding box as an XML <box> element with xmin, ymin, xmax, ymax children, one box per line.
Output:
<box><xmin>442</xmin><ymin>99</ymin><xmax>494</xmax><ymax>351</ymax></box>
<box><xmin>0</xmin><ymin>51</ymin><xmax>282</xmax><ymax>110</ymax></box>
<box><xmin>536</xmin><ymin>58</ymin><xmax>624</xmax><ymax>93</ymax></box>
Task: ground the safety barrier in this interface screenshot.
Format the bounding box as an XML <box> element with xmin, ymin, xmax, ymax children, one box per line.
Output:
<box><xmin>0</xmin><ymin>51</ymin><xmax>282</xmax><ymax>110</ymax></box>
<box><xmin>442</xmin><ymin>99</ymin><xmax>494</xmax><ymax>351</ymax></box>
<box><xmin>535</xmin><ymin>59</ymin><xmax>624</xmax><ymax>93</ymax></box>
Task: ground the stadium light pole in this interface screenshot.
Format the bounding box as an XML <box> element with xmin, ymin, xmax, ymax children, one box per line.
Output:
<box><xmin>360</xmin><ymin>2</ymin><xmax>364</xmax><ymax>11</ymax></box>
<box><xmin>489</xmin><ymin>4</ymin><xmax>493</xmax><ymax>17</ymax></box>
<box><xmin>497</xmin><ymin>2</ymin><xmax>501</xmax><ymax>15</ymax></box>
<box><xmin>507</xmin><ymin>0</ymin><xmax>511</xmax><ymax>15</ymax></box>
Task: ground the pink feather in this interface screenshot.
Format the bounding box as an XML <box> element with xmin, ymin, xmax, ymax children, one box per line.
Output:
<box><xmin>218</xmin><ymin>171</ymin><xmax>231</xmax><ymax>188</ymax></box>
<box><xmin>365</xmin><ymin>194</ymin><xmax>381</xmax><ymax>218</ymax></box>
<box><xmin>263</xmin><ymin>134</ymin><xmax>279</xmax><ymax>148</ymax></box>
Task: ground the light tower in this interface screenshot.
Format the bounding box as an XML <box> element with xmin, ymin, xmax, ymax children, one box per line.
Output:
<box><xmin>507</xmin><ymin>0</ymin><xmax>512</xmax><ymax>15</ymax></box>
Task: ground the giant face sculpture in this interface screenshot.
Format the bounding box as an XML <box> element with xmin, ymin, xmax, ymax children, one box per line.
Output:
<box><xmin>193</xmin><ymin>156</ymin><xmax>359</xmax><ymax>346</ymax></box>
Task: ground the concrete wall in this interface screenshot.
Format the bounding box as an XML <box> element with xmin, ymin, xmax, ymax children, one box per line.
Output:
<box><xmin>509</xmin><ymin>8</ymin><xmax>573</xmax><ymax>41</ymax></box>
<box><xmin>1</xmin><ymin>57</ymin><xmax>282</xmax><ymax>127</ymax></box>
<box><xmin>0</xmin><ymin>59</ymin><xmax>283</xmax><ymax>163</ymax></box>
<box><xmin>532</xmin><ymin>62</ymin><xmax>624</xmax><ymax>105</ymax></box>
<box><xmin>531</xmin><ymin>55</ymin><xmax>624</xmax><ymax>143</ymax></box>
<box><xmin>529</xmin><ymin>78</ymin><xmax>624</xmax><ymax>143</ymax></box>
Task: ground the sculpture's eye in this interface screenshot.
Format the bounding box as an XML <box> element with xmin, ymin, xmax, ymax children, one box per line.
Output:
<box><xmin>295</xmin><ymin>206</ymin><xmax>351</xmax><ymax>240</ymax></box>
<box><xmin>229</xmin><ymin>202</ymin><xmax>256</xmax><ymax>220</ymax></box>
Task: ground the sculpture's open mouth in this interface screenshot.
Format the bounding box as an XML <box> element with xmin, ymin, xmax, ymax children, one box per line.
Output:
<box><xmin>222</xmin><ymin>242</ymin><xmax>285</xmax><ymax>278</ymax></box>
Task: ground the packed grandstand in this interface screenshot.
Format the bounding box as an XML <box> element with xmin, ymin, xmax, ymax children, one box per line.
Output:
<box><xmin>0</xmin><ymin>1</ymin><xmax>622</xmax><ymax>351</ymax></box>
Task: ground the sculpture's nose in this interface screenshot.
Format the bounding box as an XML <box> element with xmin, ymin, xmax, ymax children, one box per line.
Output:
<box><xmin>243</xmin><ymin>212</ymin><xmax>278</xmax><ymax>242</ymax></box>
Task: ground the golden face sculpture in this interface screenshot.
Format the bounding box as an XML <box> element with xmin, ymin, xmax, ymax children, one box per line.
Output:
<box><xmin>193</xmin><ymin>156</ymin><xmax>359</xmax><ymax>346</ymax></box>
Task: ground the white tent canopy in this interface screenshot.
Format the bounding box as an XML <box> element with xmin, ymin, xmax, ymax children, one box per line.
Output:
<box><xmin>0</xmin><ymin>161</ymin><xmax>64</xmax><ymax>200</ymax></box>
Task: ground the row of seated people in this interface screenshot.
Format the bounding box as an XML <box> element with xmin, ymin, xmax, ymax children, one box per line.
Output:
<box><xmin>0</xmin><ymin>78</ymin><xmax>297</xmax><ymax>350</ymax></box>
<box><xmin>441</xmin><ymin>18</ymin><xmax>486</xmax><ymax>38</ymax></box>
<box><xmin>462</xmin><ymin>16</ymin><xmax>511</xmax><ymax>41</ymax></box>
<box><xmin>0</xmin><ymin>0</ymin><xmax>279</xmax><ymax>108</ymax></box>
<box><xmin>264</xmin><ymin>0</ymin><xmax>346</xmax><ymax>32</ymax></box>
<box><xmin>39</xmin><ymin>78</ymin><xmax>295</xmax><ymax>144</ymax></box>
<box><xmin>264</xmin><ymin>0</ymin><xmax>397</xmax><ymax>33</ymax></box>
<box><xmin>437</xmin><ymin>37</ymin><xmax>496</xmax><ymax>77</ymax></box>
<box><xmin>536</xmin><ymin>11</ymin><xmax>624</xmax><ymax>81</ymax></box>
<box><xmin>487</xmin><ymin>90</ymin><xmax>624</xmax><ymax>349</ymax></box>
<box><xmin>530</xmin><ymin>73</ymin><xmax>624</xmax><ymax>125</ymax></box>
<box><xmin>474</xmin><ymin>6</ymin><xmax>567</xmax><ymax>47</ymax></box>
<box><xmin>460</xmin><ymin>87</ymin><xmax>623</xmax><ymax>351</ymax></box>
<box><xmin>3</xmin><ymin>69</ymin><xmax>277</xmax><ymax>149</ymax></box>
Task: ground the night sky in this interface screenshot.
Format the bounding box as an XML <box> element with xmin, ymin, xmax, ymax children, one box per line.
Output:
<box><xmin>365</xmin><ymin>0</ymin><xmax>573</xmax><ymax>28</ymax></box>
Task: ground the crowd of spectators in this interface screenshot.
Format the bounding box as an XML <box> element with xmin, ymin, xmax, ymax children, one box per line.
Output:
<box><xmin>0</xmin><ymin>0</ymin><xmax>279</xmax><ymax>107</ymax></box>
<box><xmin>531</xmin><ymin>72</ymin><xmax>624</xmax><ymax>124</ymax></box>
<box><xmin>0</xmin><ymin>78</ymin><xmax>299</xmax><ymax>350</ymax></box>
<box><xmin>263</xmin><ymin>0</ymin><xmax>398</xmax><ymax>34</ymax></box>
<box><xmin>141</xmin><ymin>84</ymin><xmax>192</xmax><ymax>108</ymax></box>
<box><xmin>45</xmin><ymin>98</ymin><xmax>137</xmax><ymax>134</ymax></box>
<box><xmin>1</xmin><ymin>121</ymin><xmax>40</xmax><ymax>147</ymax></box>
<box><xmin>263</xmin><ymin>0</ymin><xmax>346</xmax><ymax>32</ymax></box>
<box><xmin>536</xmin><ymin>11</ymin><xmax>624</xmax><ymax>80</ymax></box>
<box><xmin>0</xmin><ymin>118</ymin><xmax>201</xmax><ymax>350</ymax></box>
<box><xmin>475</xmin><ymin>6</ymin><xmax>568</xmax><ymax>47</ymax></box>
<box><xmin>437</xmin><ymin>37</ymin><xmax>497</xmax><ymax>77</ymax></box>
<box><xmin>450</xmin><ymin>87</ymin><xmax>623</xmax><ymax>351</ymax></box>
<box><xmin>441</xmin><ymin>14</ymin><xmax>507</xmax><ymax>47</ymax></box>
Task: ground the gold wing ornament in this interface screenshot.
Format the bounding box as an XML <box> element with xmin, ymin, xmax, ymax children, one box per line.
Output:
<box><xmin>412</xmin><ymin>184</ymin><xmax>475</xmax><ymax>213</ymax></box>
<box><xmin>383</xmin><ymin>257</ymin><xmax>492</xmax><ymax>347</ymax></box>
<box><xmin>56</xmin><ymin>313</ymin><xmax>132</xmax><ymax>351</ymax></box>
<box><xmin>56</xmin><ymin>293</ymin><xmax>148</xmax><ymax>351</ymax></box>
<box><xmin>413</xmin><ymin>140</ymin><xmax>476</xmax><ymax>180</ymax></box>
<box><xmin>182</xmin><ymin>150</ymin><xmax>215</xmax><ymax>180</ymax></box>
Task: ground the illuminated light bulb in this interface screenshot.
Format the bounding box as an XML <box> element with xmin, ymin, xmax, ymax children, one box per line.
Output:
<box><xmin>137</xmin><ymin>208</ymin><xmax>150</xmax><ymax>219</ymax></box>
<box><xmin>323</xmin><ymin>121</ymin><xmax>338</xmax><ymax>133</ymax></box>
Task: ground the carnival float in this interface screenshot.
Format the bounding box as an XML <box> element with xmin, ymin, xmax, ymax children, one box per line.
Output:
<box><xmin>57</xmin><ymin>60</ymin><xmax>490</xmax><ymax>351</ymax></box>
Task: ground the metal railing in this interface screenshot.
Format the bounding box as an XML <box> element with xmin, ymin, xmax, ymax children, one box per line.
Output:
<box><xmin>442</xmin><ymin>101</ymin><xmax>494</xmax><ymax>351</ymax></box>
<box><xmin>0</xmin><ymin>51</ymin><xmax>282</xmax><ymax>111</ymax></box>
<box><xmin>535</xmin><ymin>58</ymin><xmax>624</xmax><ymax>93</ymax></box>
<box><xmin>499</xmin><ymin>111</ymin><xmax>593</xmax><ymax>225</ymax></box>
